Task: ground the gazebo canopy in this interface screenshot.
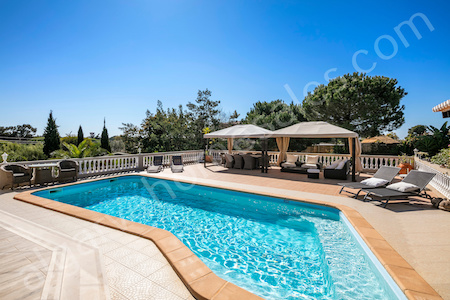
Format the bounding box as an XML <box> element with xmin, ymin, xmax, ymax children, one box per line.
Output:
<box><xmin>271</xmin><ymin>121</ymin><xmax>358</xmax><ymax>138</ymax></box>
<box><xmin>203</xmin><ymin>124</ymin><xmax>273</xmax><ymax>139</ymax></box>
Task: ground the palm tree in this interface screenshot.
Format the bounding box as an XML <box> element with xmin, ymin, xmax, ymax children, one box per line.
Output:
<box><xmin>51</xmin><ymin>139</ymin><xmax>107</xmax><ymax>158</ymax></box>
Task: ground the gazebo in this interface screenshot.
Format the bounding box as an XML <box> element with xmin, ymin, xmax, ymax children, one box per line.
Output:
<box><xmin>271</xmin><ymin>121</ymin><xmax>362</xmax><ymax>181</ymax></box>
<box><xmin>203</xmin><ymin>124</ymin><xmax>274</xmax><ymax>173</ymax></box>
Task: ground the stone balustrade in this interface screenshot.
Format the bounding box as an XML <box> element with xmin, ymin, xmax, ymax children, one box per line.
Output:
<box><xmin>415</xmin><ymin>157</ymin><xmax>450</xmax><ymax>199</ymax></box>
<box><xmin>210</xmin><ymin>150</ymin><xmax>413</xmax><ymax>172</ymax></box>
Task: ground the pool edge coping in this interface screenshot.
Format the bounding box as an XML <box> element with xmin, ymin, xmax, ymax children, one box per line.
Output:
<box><xmin>13</xmin><ymin>174</ymin><xmax>442</xmax><ymax>300</ymax></box>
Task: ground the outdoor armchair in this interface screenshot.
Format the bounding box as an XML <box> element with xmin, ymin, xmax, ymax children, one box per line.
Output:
<box><xmin>242</xmin><ymin>154</ymin><xmax>257</xmax><ymax>170</ymax></box>
<box><xmin>362</xmin><ymin>170</ymin><xmax>436</xmax><ymax>207</ymax></box>
<box><xmin>338</xmin><ymin>166</ymin><xmax>401</xmax><ymax>198</ymax></box>
<box><xmin>0</xmin><ymin>164</ymin><xmax>32</xmax><ymax>190</ymax></box>
<box><xmin>224</xmin><ymin>154</ymin><xmax>234</xmax><ymax>168</ymax></box>
<box><xmin>233</xmin><ymin>154</ymin><xmax>244</xmax><ymax>169</ymax></box>
<box><xmin>147</xmin><ymin>156</ymin><xmax>164</xmax><ymax>173</ymax></box>
<box><xmin>324</xmin><ymin>160</ymin><xmax>348</xmax><ymax>180</ymax></box>
<box><xmin>171</xmin><ymin>155</ymin><xmax>184</xmax><ymax>173</ymax></box>
<box><xmin>56</xmin><ymin>160</ymin><xmax>78</xmax><ymax>183</ymax></box>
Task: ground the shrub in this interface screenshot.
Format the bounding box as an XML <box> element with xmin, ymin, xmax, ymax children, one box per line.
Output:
<box><xmin>0</xmin><ymin>142</ymin><xmax>46</xmax><ymax>162</ymax></box>
<box><xmin>431</xmin><ymin>148</ymin><xmax>450</xmax><ymax>167</ymax></box>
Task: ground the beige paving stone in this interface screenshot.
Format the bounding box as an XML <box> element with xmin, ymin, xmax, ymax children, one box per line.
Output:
<box><xmin>104</xmin><ymin>262</ymin><xmax>146</xmax><ymax>292</ymax></box>
<box><xmin>121</xmin><ymin>278</ymin><xmax>172</xmax><ymax>300</ymax></box>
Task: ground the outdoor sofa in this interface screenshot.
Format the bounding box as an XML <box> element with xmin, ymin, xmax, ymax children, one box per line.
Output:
<box><xmin>280</xmin><ymin>155</ymin><xmax>322</xmax><ymax>174</ymax></box>
<box><xmin>323</xmin><ymin>160</ymin><xmax>349</xmax><ymax>180</ymax></box>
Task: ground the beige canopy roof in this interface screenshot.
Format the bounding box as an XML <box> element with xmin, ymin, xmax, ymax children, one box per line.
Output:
<box><xmin>361</xmin><ymin>136</ymin><xmax>400</xmax><ymax>144</ymax></box>
<box><xmin>271</xmin><ymin>121</ymin><xmax>358</xmax><ymax>138</ymax></box>
<box><xmin>203</xmin><ymin>124</ymin><xmax>273</xmax><ymax>138</ymax></box>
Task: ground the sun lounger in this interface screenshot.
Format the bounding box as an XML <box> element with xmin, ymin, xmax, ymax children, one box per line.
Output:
<box><xmin>171</xmin><ymin>155</ymin><xmax>184</xmax><ymax>173</ymax></box>
<box><xmin>147</xmin><ymin>156</ymin><xmax>163</xmax><ymax>173</ymax></box>
<box><xmin>338</xmin><ymin>166</ymin><xmax>401</xmax><ymax>198</ymax></box>
<box><xmin>362</xmin><ymin>170</ymin><xmax>436</xmax><ymax>207</ymax></box>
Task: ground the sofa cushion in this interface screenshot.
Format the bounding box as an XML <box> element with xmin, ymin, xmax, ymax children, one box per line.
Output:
<box><xmin>386</xmin><ymin>182</ymin><xmax>420</xmax><ymax>193</ymax></box>
<box><xmin>305</xmin><ymin>155</ymin><xmax>319</xmax><ymax>164</ymax></box>
<box><xmin>302</xmin><ymin>163</ymin><xmax>318</xmax><ymax>169</ymax></box>
<box><xmin>336</xmin><ymin>159</ymin><xmax>347</xmax><ymax>170</ymax></box>
<box><xmin>325</xmin><ymin>160</ymin><xmax>341</xmax><ymax>169</ymax></box>
<box><xmin>281</xmin><ymin>162</ymin><xmax>296</xmax><ymax>168</ymax></box>
<box><xmin>286</xmin><ymin>155</ymin><xmax>298</xmax><ymax>163</ymax></box>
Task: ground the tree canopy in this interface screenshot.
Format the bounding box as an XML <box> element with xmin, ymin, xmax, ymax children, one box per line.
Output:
<box><xmin>141</xmin><ymin>101</ymin><xmax>194</xmax><ymax>152</ymax></box>
<box><xmin>186</xmin><ymin>89</ymin><xmax>221</xmax><ymax>148</ymax></box>
<box><xmin>0</xmin><ymin>124</ymin><xmax>37</xmax><ymax>138</ymax></box>
<box><xmin>243</xmin><ymin>100</ymin><xmax>305</xmax><ymax>130</ymax></box>
<box><xmin>43</xmin><ymin>111</ymin><xmax>60</xmax><ymax>156</ymax></box>
<box><xmin>408</xmin><ymin>125</ymin><xmax>427</xmax><ymax>136</ymax></box>
<box><xmin>302</xmin><ymin>72</ymin><xmax>407</xmax><ymax>137</ymax></box>
<box><xmin>100</xmin><ymin>120</ymin><xmax>111</xmax><ymax>152</ymax></box>
<box><xmin>77</xmin><ymin>125</ymin><xmax>84</xmax><ymax>145</ymax></box>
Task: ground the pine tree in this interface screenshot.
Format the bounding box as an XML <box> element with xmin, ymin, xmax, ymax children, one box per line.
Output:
<box><xmin>43</xmin><ymin>111</ymin><xmax>60</xmax><ymax>156</ymax></box>
<box><xmin>101</xmin><ymin>119</ymin><xmax>111</xmax><ymax>152</ymax></box>
<box><xmin>77</xmin><ymin>125</ymin><xmax>84</xmax><ymax>145</ymax></box>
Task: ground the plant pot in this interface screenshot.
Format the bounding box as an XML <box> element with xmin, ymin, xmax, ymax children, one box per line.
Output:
<box><xmin>398</xmin><ymin>163</ymin><xmax>413</xmax><ymax>174</ymax></box>
<box><xmin>205</xmin><ymin>155</ymin><xmax>213</xmax><ymax>163</ymax></box>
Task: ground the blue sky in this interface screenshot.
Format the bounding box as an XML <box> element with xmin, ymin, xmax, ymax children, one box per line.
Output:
<box><xmin>0</xmin><ymin>0</ymin><xmax>449</xmax><ymax>138</ymax></box>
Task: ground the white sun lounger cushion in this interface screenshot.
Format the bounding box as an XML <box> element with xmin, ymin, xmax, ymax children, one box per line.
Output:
<box><xmin>360</xmin><ymin>178</ymin><xmax>389</xmax><ymax>187</ymax></box>
<box><xmin>386</xmin><ymin>182</ymin><xmax>420</xmax><ymax>193</ymax></box>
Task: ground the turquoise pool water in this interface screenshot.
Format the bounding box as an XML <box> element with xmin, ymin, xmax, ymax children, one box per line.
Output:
<box><xmin>34</xmin><ymin>176</ymin><xmax>405</xmax><ymax>299</ymax></box>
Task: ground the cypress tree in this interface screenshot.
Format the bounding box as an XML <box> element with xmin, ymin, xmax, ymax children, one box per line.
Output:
<box><xmin>101</xmin><ymin>119</ymin><xmax>111</xmax><ymax>152</ymax></box>
<box><xmin>43</xmin><ymin>111</ymin><xmax>60</xmax><ymax>156</ymax></box>
<box><xmin>77</xmin><ymin>125</ymin><xmax>84</xmax><ymax>145</ymax></box>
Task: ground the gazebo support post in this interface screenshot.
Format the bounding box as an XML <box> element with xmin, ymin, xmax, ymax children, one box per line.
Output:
<box><xmin>260</xmin><ymin>138</ymin><xmax>268</xmax><ymax>173</ymax></box>
<box><xmin>204</xmin><ymin>140</ymin><xmax>207</xmax><ymax>168</ymax></box>
<box><xmin>264</xmin><ymin>139</ymin><xmax>269</xmax><ymax>173</ymax></box>
<box><xmin>261</xmin><ymin>138</ymin><xmax>264</xmax><ymax>173</ymax></box>
<box><xmin>351</xmin><ymin>137</ymin><xmax>356</xmax><ymax>182</ymax></box>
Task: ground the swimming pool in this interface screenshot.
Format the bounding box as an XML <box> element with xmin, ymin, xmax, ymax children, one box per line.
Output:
<box><xmin>34</xmin><ymin>175</ymin><xmax>406</xmax><ymax>299</ymax></box>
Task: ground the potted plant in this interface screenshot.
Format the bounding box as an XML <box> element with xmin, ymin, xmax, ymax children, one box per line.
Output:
<box><xmin>398</xmin><ymin>154</ymin><xmax>413</xmax><ymax>174</ymax></box>
<box><xmin>202</xmin><ymin>127</ymin><xmax>214</xmax><ymax>163</ymax></box>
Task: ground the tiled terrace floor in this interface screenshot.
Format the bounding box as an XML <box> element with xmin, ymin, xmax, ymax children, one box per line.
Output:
<box><xmin>0</xmin><ymin>191</ymin><xmax>194</xmax><ymax>300</ymax></box>
<box><xmin>1</xmin><ymin>163</ymin><xmax>449</xmax><ymax>299</ymax></box>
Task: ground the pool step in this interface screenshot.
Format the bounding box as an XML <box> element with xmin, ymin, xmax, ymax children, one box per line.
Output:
<box><xmin>0</xmin><ymin>210</ymin><xmax>109</xmax><ymax>300</ymax></box>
